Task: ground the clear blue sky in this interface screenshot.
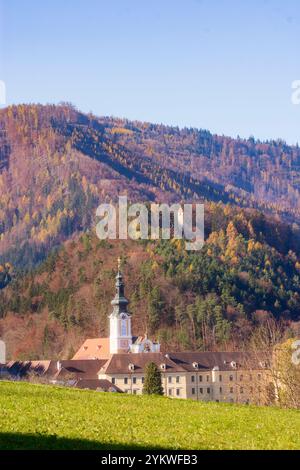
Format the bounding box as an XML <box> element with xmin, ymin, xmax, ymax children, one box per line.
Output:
<box><xmin>1</xmin><ymin>0</ymin><xmax>300</xmax><ymax>143</ymax></box>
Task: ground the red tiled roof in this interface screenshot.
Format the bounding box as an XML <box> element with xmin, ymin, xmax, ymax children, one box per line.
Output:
<box><xmin>167</xmin><ymin>351</ymin><xmax>260</xmax><ymax>371</ymax></box>
<box><xmin>101</xmin><ymin>352</ymin><xmax>187</xmax><ymax>375</ymax></box>
<box><xmin>5</xmin><ymin>360</ymin><xmax>53</xmax><ymax>377</ymax></box>
<box><xmin>53</xmin><ymin>359</ymin><xmax>107</xmax><ymax>380</ymax></box>
<box><xmin>4</xmin><ymin>351</ymin><xmax>264</xmax><ymax>381</ymax></box>
<box><xmin>72</xmin><ymin>338</ymin><xmax>110</xmax><ymax>360</ymax></box>
<box><xmin>4</xmin><ymin>359</ymin><xmax>108</xmax><ymax>380</ymax></box>
<box><xmin>73</xmin><ymin>379</ymin><xmax>122</xmax><ymax>392</ymax></box>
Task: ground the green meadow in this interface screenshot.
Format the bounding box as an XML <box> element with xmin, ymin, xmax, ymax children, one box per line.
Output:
<box><xmin>0</xmin><ymin>381</ymin><xmax>299</xmax><ymax>450</ymax></box>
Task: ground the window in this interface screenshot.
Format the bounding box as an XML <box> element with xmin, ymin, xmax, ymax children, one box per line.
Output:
<box><xmin>229</xmin><ymin>375</ymin><xmax>234</xmax><ymax>382</ymax></box>
<box><xmin>191</xmin><ymin>375</ymin><xmax>195</xmax><ymax>383</ymax></box>
<box><xmin>199</xmin><ymin>388</ymin><xmax>203</xmax><ymax>394</ymax></box>
<box><xmin>133</xmin><ymin>377</ymin><xmax>137</xmax><ymax>384</ymax></box>
<box><xmin>240</xmin><ymin>387</ymin><xmax>244</xmax><ymax>394</ymax></box>
<box><xmin>206</xmin><ymin>375</ymin><xmax>209</xmax><ymax>382</ymax></box>
<box><xmin>168</xmin><ymin>376</ymin><xmax>172</xmax><ymax>384</ymax></box>
<box><xmin>219</xmin><ymin>387</ymin><xmax>222</xmax><ymax>393</ymax></box>
<box><xmin>124</xmin><ymin>377</ymin><xmax>128</xmax><ymax>385</ymax></box>
<box><xmin>142</xmin><ymin>377</ymin><xmax>145</xmax><ymax>384</ymax></box>
<box><xmin>199</xmin><ymin>375</ymin><xmax>203</xmax><ymax>382</ymax></box>
<box><xmin>207</xmin><ymin>387</ymin><xmax>210</xmax><ymax>394</ymax></box>
<box><xmin>121</xmin><ymin>319</ymin><xmax>127</xmax><ymax>336</ymax></box>
<box><xmin>176</xmin><ymin>376</ymin><xmax>180</xmax><ymax>383</ymax></box>
<box><xmin>192</xmin><ymin>388</ymin><xmax>195</xmax><ymax>395</ymax></box>
<box><xmin>176</xmin><ymin>389</ymin><xmax>180</xmax><ymax>396</ymax></box>
<box><xmin>219</xmin><ymin>375</ymin><xmax>222</xmax><ymax>382</ymax></box>
<box><xmin>257</xmin><ymin>373</ymin><xmax>261</xmax><ymax>380</ymax></box>
<box><xmin>168</xmin><ymin>389</ymin><xmax>173</xmax><ymax>396</ymax></box>
<box><xmin>230</xmin><ymin>387</ymin><xmax>234</xmax><ymax>394</ymax></box>
<box><xmin>111</xmin><ymin>377</ymin><xmax>115</xmax><ymax>385</ymax></box>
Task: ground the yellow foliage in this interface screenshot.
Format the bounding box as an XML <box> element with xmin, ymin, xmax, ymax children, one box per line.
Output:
<box><xmin>24</xmin><ymin>212</ymin><xmax>31</xmax><ymax>224</ymax></box>
<box><xmin>226</xmin><ymin>221</ymin><xmax>238</xmax><ymax>239</ymax></box>
<box><xmin>46</xmin><ymin>195</ymin><xmax>53</xmax><ymax>212</ymax></box>
<box><xmin>111</xmin><ymin>127</ymin><xmax>133</xmax><ymax>135</ymax></box>
<box><xmin>152</xmin><ymin>261</ymin><xmax>159</xmax><ymax>270</ymax></box>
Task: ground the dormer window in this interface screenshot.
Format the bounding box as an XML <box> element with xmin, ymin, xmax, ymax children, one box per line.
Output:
<box><xmin>83</xmin><ymin>346</ymin><xmax>88</xmax><ymax>351</ymax></box>
<box><xmin>160</xmin><ymin>363</ymin><xmax>166</xmax><ymax>371</ymax></box>
<box><xmin>230</xmin><ymin>361</ymin><xmax>237</xmax><ymax>369</ymax></box>
<box><xmin>128</xmin><ymin>363</ymin><xmax>135</xmax><ymax>371</ymax></box>
<box><xmin>192</xmin><ymin>362</ymin><xmax>199</xmax><ymax>369</ymax></box>
<box><xmin>259</xmin><ymin>361</ymin><xmax>267</xmax><ymax>368</ymax></box>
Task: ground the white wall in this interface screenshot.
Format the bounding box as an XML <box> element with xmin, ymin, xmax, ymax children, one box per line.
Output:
<box><xmin>0</xmin><ymin>340</ymin><xmax>6</xmax><ymax>364</ymax></box>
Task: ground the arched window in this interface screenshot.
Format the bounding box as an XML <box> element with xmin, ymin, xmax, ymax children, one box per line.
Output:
<box><xmin>121</xmin><ymin>319</ymin><xmax>127</xmax><ymax>336</ymax></box>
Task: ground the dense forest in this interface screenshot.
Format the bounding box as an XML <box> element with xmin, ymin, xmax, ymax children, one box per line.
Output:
<box><xmin>1</xmin><ymin>205</ymin><xmax>300</xmax><ymax>360</ymax></box>
<box><xmin>0</xmin><ymin>103</ymin><xmax>300</xmax><ymax>359</ymax></box>
<box><xmin>1</xmin><ymin>103</ymin><xmax>300</xmax><ymax>270</ymax></box>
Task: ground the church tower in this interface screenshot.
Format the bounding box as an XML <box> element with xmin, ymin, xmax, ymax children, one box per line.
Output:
<box><xmin>109</xmin><ymin>258</ymin><xmax>132</xmax><ymax>354</ymax></box>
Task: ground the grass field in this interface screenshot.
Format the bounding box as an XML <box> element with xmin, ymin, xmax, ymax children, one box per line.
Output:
<box><xmin>0</xmin><ymin>381</ymin><xmax>300</xmax><ymax>450</ymax></box>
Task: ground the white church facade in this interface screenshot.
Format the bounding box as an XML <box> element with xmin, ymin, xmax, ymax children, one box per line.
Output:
<box><xmin>73</xmin><ymin>258</ymin><xmax>160</xmax><ymax>360</ymax></box>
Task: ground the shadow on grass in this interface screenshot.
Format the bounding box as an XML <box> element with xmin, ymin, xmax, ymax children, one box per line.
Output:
<box><xmin>0</xmin><ymin>432</ymin><xmax>162</xmax><ymax>451</ymax></box>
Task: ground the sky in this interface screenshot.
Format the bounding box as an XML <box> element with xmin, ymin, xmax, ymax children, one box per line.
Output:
<box><xmin>0</xmin><ymin>0</ymin><xmax>300</xmax><ymax>144</ymax></box>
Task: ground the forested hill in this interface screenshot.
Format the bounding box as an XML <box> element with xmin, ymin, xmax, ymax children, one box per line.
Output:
<box><xmin>1</xmin><ymin>219</ymin><xmax>300</xmax><ymax>359</ymax></box>
<box><xmin>1</xmin><ymin>103</ymin><xmax>300</xmax><ymax>359</ymax></box>
<box><xmin>0</xmin><ymin>103</ymin><xmax>300</xmax><ymax>270</ymax></box>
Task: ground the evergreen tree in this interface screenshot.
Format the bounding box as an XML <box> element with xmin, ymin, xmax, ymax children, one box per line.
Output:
<box><xmin>143</xmin><ymin>362</ymin><xmax>164</xmax><ymax>395</ymax></box>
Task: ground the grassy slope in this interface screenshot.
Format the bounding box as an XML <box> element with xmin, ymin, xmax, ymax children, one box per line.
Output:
<box><xmin>0</xmin><ymin>381</ymin><xmax>299</xmax><ymax>450</ymax></box>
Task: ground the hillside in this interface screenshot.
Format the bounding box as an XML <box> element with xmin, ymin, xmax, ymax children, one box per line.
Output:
<box><xmin>1</xmin><ymin>103</ymin><xmax>300</xmax><ymax>270</ymax></box>
<box><xmin>0</xmin><ymin>381</ymin><xmax>299</xmax><ymax>450</ymax></box>
<box><xmin>1</xmin><ymin>206</ymin><xmax>300</xmax><ymax>359</ymax></box>
<box><xmin>1</xmin><ymin>103</ymin><xmax>300</xmax><ymax>359</ymax></box>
